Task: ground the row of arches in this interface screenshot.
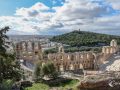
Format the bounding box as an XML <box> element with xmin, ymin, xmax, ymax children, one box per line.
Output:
<box><xmin>102</xmin><ymin>46</ymin><xmax>118</xmax><ymax>54</ymax></box>
<box><xmin>48</xmin><ymin>52</ymin><xmax>95</xmax><ymax>62</ymax></box>
<box><xmin>55</xmin><ymin>62</ymin><xmax>94</xmax><ymax>71</ymax></box>
<box><xmin>15</xmin><ymin>41</ymin><xmax>43</xmax><ymax>60</ymax></box>
<box><xmin>56</xmin><ymin>64</ymin><xmax>83</xmax><ymax>71</ymax></box>
<box><xmin>16</xmin><ymin>41</ymin><xmax>42</xmax><ymax>52</ymax></box>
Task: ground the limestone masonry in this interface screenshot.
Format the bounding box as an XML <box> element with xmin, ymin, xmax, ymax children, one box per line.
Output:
<box><xmin>15</xmin><ymin>39</ymin><xmax>118</xmax><ymax>73</ymax></box>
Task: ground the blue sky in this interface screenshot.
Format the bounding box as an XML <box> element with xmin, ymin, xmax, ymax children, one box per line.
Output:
<box><xmin>0</xmin><ymin>0</ymin><xmax>64</xmax><ymax>16</ymax></box>
<box><xmin>0</xmin><ymin>0</ymin><xmax>120</xmax><ymax>35</ymax></box>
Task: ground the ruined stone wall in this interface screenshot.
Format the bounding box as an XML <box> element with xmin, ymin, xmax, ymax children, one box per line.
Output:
<box><xmin>95</xmin><ymin>39</ymin><xmax>119</xmax><ymax>67</ymax></box>
<box><xmin>15</xmin><ymin>41</ymin><xmax>42</xmax><ymax>63</ymax></box>
<box><xmin>47</xmin><ymin>40</ymin><xmax>119</xmax><ymax>71</ymax></box>
<box><xmin>48</xmin><ymin>51</ymin><xmax>95</xmax><ymax>71</ymax></box>
<box><xmin>15</xmin><ymin>39</ymin><xmax>119</xmax><ymax>72</ymax></box>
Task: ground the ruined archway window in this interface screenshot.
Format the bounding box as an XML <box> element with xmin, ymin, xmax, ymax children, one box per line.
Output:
<box><xmin>59</xmin><ymin>46</ymin><xmax>64</xmax><ymax>53</ymax></box>
<box><xmin>69</xmin><ymin>64</ymin><xmax>74</xmax><ymax>70</ymax></box>
<box><xmin>87</xmin><ymin>54</ymin><xmax>89</xmax><ymax>59</ymax></box>
<box><xmin>60</xmin><ymin>55</ymin><xmax>63</xmax><ymax>60</ymax></box>
<box><xmin>60</xmin><ymin>48</ymin><xmax>62</xmax><ymax>52</ymax></box>
<box><xmin>71</xmin><ymin>55</ymin><xmax>74</xmax><ymax>61</ymax></box>
<box><xmin>81</xmin><ymin>55</ymin><xmax>84</xmax><ymax>59</ymax></box>
<box><xmin>35</xmin><ymin>51</ymin><xmax>38</xmax><ymax>55</ymax></box>
<box><xmin>68</xmin><ymin>55</ymin><xmax>70</xmax><ymax>60</ymax></box>
<box><xmin>84</xmin><ymin>64</ymin><xmax>85</xmax><ymax>67</ymax></box>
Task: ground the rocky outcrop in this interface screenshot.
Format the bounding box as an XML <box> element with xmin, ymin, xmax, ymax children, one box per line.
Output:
<box><xmin>99</xmin><ymin>52</ymin><xmax>120</xmax><ymax>71</ymax></box>
<box><xmin>77</xmin><ymin>72</ymin><xmax>120</xmax><ymax>90</ymax></box>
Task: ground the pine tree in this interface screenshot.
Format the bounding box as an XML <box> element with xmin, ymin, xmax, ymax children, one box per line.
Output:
<box><xmin>0</xmin><ymin>27</ymin><xmax>21</xmax><ymax>83</ymax></box>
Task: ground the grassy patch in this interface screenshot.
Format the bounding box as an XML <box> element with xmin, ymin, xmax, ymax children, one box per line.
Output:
<box><xmin>57</xmin><ymin>79</ymin><xmax>79</xmax><ymax>90</ymax></box>
<box><xmin>25</xmin><ymin>79</ymin><xmax>79</xmax><ymax>90</ymax></box>
<box><xmin>25</xmin><ymin>83</ymin><xmax>49</xmax><ymax>90</ymax></box>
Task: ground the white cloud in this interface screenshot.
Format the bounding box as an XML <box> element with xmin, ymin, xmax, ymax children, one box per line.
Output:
<box><xmin>52</xmin><ymin>0</ymin><xmax>110</xmax><ymax>21</ymax></box>
<box><xmin>49</xmin><ymin>0</ymin><xmax>112</xmax><ymax>32</ymax></box>
<box><xmin>0</xmin><ymin>0</ymin><xmax>120</xmax><ymax>35</ymax></box>
<box><xmin>0</xmin><ymin>16</ymin><xmax>41</xmax><ymax>35</ymax></box>
<box><xmin>15</xmin><ymin>2</ymin><xmax>50</xmax><ymax>17</ymax></box>
<box><xmin>107</xmin><ymin>0</ymin><xmax>120</xmax><ymax>10</ymax></box>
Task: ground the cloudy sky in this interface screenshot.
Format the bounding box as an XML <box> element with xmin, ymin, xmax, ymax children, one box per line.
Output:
<box><xmin>0</xmin><ymin>0</ymin><xmax>120</xmax><ymax>35</ymax></box>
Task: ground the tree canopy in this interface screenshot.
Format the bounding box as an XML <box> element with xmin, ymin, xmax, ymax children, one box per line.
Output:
<box><xmin>50</xmin><ymin>30</ymin><xmax>120</xmax><ymax>47</ymax></box>
<box><xmin>0</xmin><ymin>27</ymin><xmax>21</xmax><ymax>83</ymax></box>
<box><xmin>42</xmin><ymin>62</ymin><xmax>58</xmax><ymax>79</ymax></box>
<box><xmin>34</xmin><ymin>61</ymin><xmax>58</xmax><ymax>81</ymax></box>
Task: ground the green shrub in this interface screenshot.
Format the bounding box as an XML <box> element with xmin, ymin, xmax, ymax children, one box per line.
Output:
<box><xmin>0</xmin><ymin>79</ymin><xmax>14</xmax><ymax>90</ymax></box>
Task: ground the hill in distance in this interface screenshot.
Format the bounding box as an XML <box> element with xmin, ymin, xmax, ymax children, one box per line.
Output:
<box><xmin>50</xmin><ymin>30</ymin><xmax>120</xmax><ymax>47</ymax></box>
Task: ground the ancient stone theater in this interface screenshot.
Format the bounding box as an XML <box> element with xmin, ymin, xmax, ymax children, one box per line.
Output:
<box><xmin>15</xmin><ymin>39</ymin><xmax>119</xmax><ymax>72</ymax></box>
<box><xmin>48</xmin><ymin>39</ymin><xmax>118</xmax><ymax>72</ymax></box>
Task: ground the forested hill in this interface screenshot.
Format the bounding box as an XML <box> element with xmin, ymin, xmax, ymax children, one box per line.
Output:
<box><xmin>50</xmin><ymin>30</ymin><xmax>120</xmax><ymax>47</ymax></box>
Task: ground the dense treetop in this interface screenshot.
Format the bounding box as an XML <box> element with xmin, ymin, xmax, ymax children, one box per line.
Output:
<box><xmin>50</xmin><ymin>30</ymin><xmax>120</xmax><ymax>47</ymax></box>
<box><xmin>0</xmin><ymin>27</ymin><xmax>21</xmax><ymax>83</ymax></box>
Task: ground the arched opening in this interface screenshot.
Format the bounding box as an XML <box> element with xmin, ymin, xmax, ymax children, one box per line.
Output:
<box><xmin>71</xmin><ymin>55</ymin><xmax>74</xmax><ymax>61</ymax></box>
